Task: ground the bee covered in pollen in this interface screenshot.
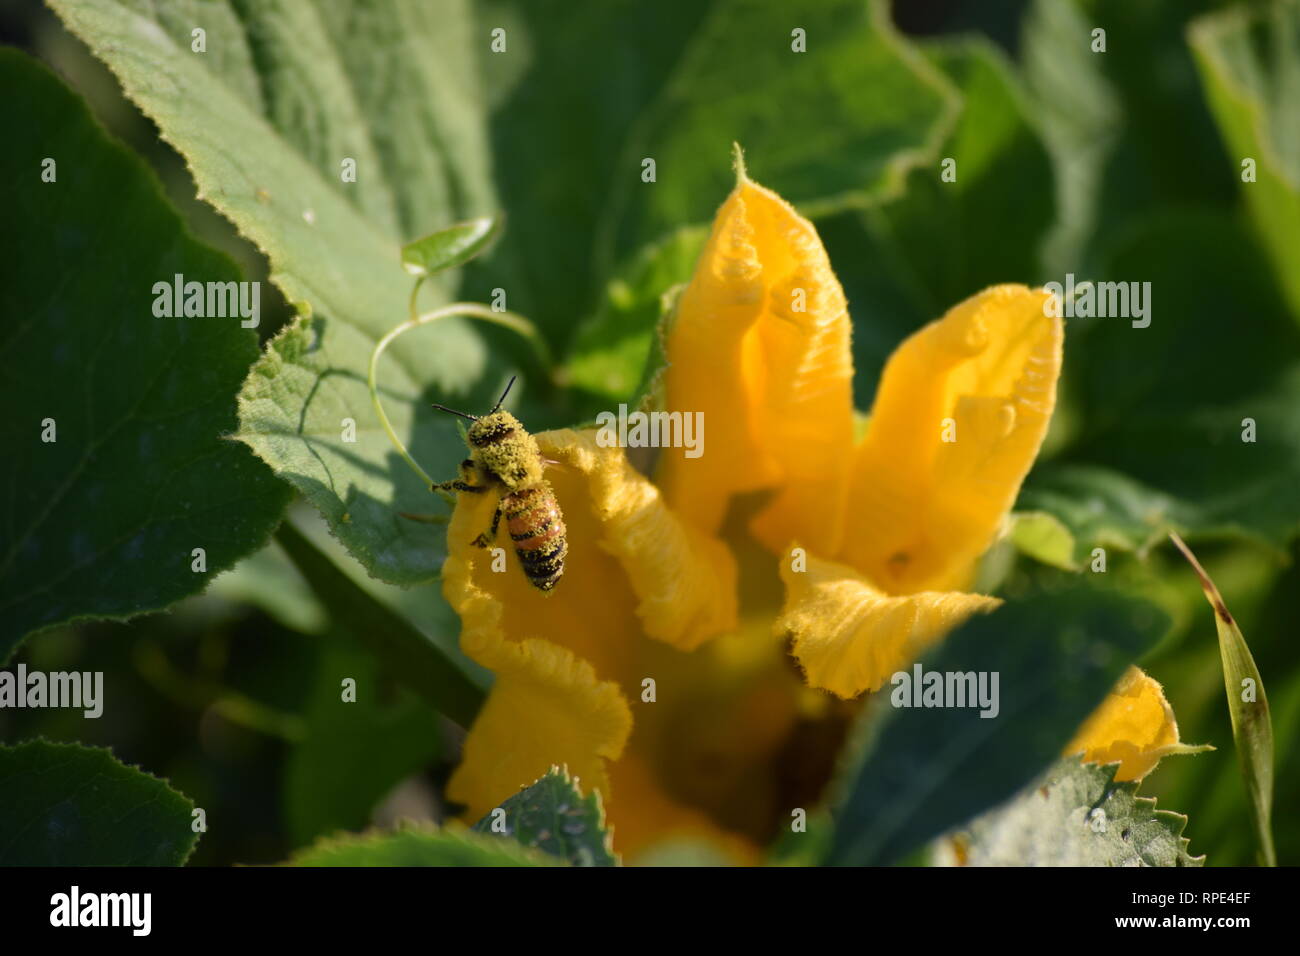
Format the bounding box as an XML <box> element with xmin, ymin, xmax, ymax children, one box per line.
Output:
<box><xmin>431</xmin><ymin>377</ymin><xmax>567</xmax><ymax>592</ymax></box>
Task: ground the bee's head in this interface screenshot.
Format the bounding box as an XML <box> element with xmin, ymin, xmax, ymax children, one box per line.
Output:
<box><xmin>468</xmin><ymin>410</ymin><xmax>541</xmax><ymax>489</ymax></box>
<box><xmin>465</xmin><ymin>410</ymin><xmax>520</xmax><ymax>447</ymax></box>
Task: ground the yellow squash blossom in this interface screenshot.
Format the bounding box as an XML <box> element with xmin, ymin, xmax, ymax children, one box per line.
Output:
<box><xmin>441</xmin><ymin>160</ymin><xmax>1187</xmax><ymax>862</ymax></box>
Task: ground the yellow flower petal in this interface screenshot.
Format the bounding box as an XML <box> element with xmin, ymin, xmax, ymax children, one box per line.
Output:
<box><xmin>606</xmin><ymin>754</ymin><xmax>760</xmax><ymax>865</ymax></box>
<box><xmin>447</xmin><ymin>637</ymin><xmax>632</xmax><ymax>823</ymax></box>
<box><xmin>1066</xmin><ymin>667</ymin><xmax>1196</xmax><ymax>782</ymax></box>
<box><xmin>657</xmin><ymin>171</ymin><xmax>855</xmax><ymax>556</ymax></box>
<box><xmin>572</xmin><ymin>430</ymin><xmax>738</xmax><ymax>651</ymax></box>
<box><xmin>776</xmin><ymin>547</ymin><xmax>1000</xmax><ymax>699</ymax></box>
<box><xmin>836</xmin><ymin>285</ymin><xmax>1062</xmax><ymax>594</ymax></box>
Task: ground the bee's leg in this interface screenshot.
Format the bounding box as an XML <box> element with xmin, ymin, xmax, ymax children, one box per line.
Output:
<box><xmin>472</xmin><ymin>503</ymin><xmax>503</xmax><ymax>549</ymax></box>
<box><xmin>433</xmin><ymin>458</ymin><xmax>489</xmax><ymax>494</ymax></box>
<box><xmin>432</xmin><ymin>478</ymin><xmax>486</xmax><ymax>494</ymax></box>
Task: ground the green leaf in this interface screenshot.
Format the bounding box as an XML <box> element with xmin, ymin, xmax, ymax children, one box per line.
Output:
<box><xmin>46</xmin><ymin>0</ymin><xmax>496</xmax><ymax>291</ymax></box>
<box><xmin>274</xmin><ymin>518</ymin><xmax>487</xmax><ymax>728</ymax></box>
<box><xmin>565</xmin><ymin>226</ymin><xmax>707</xmax><ymax>413</ymax></box>
<box><xmin>236</xmin><ymin>313</ymin><xmax>470</xmax><ymax>585</ymax></box>
<box><xmin>286</xmin><ymin>826</ymin><xmax>556</xmax><ymax>866</ymax></box>
<box><xmin>471</xmin><ymin>0</ymin><xmax>958</xmax><ymax>352</ymax></box>
<box><xmin>766</xmin><ymin>810</ymin><xmax>834</xmax><ymax>867</ymax></box>
<box><xmin>824</xmin><ymin>583</ymin><xmax>1169</xmax><ymax>866</ymax></box>
<box><xmin>876</xmin><ymin>40</ymin><xmax>1056</xmax><ymax>309</ymax></box>
<box><xmin>472</xmin><ymin>766</ymin><xmax>617</xmax><ymax>867</ymax></box>
<box><xmin>817</xmin><ymin>37</ymin><xmax>1055</xmax><ymax>403</ymax></box>
<box><xmin>1021</xmin><ymin>0</ymin><xmax>1234</xmax><ymax>276</ymax></box>
<box><xmin>1016</xmin><ymin>465</ymin><xmax>1191</xmax><ymax>566</ymax></box>
<box><xmin>284</xmin><ymin>637</ymin><xmax>444</xmax><ymax>847</ymax></box>
<box><xmin>0</xmin><ymin>739</ymin><xmax>198</xmax><ymax>865</ymax></box>
<box><xmin>1192</xmin><ymin>0</ymin><xmax>1300</xmax><ymax>322</ymax></box>
<box><xmin>0</xmin><ymin>50</ymin><xmax>289</xmax><ymax>660</ymax></box>
<box><xmin>401</xmin><ymin>215</ymin><xmax>502</xmax><ymax>278</ymax></box>
<box><xmin>1170</xmin><ymin>534</ymin><xmax>1275</xmax><ymax>866</ymax></box>
<box><xmin>598</xmin><ymin>0</ymin><xmax>955</xmax><ymax>262</ymax></box>
<box><xmin>204</xmin><ymin>538</ymin><xmax>327</xmax><ymax>635</ymax></box>
<box><xmin>1058</xmin><ymin>210</ymin><xmax>1300</xmax><ymax>552</ymax></box>
<box><xmin>1018</xmin><ymin>0</ymin><xmax>1121</xmax><ymax>274</ymax></box>
<box><xmin>46</xmin><ymin>0</ymin><xmax>513</xmax><ymax>590</ymax></box>
<box><xmin>1009</xmin><ymin>511</ymin><xmax>1080</xmax><ymax>571</ymax></box>
<box><xmin>939</xmin><ymin>757</ymin><xmax>1202</xmax><ymax>867</ymax></box>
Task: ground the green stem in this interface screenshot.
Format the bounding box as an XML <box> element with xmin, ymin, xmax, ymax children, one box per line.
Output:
<box><xmin>133</xmin><ymin>641</ymin><xmax>307</xmax><ymax>741</ymax></box>
<box><xmin>368</xmin><ymin>295</ymin><xmax>554</xmax><ymax>493</ymax></box>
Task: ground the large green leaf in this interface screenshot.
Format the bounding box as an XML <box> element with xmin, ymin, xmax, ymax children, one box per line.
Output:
<box><xmin>824</xmin><ymin>583</ymin><xmax>1169</xmax><ymax>866</ymax></box>
<box><xmin>1020</xmin><ymin>0</ymin><xmax>1235</xmax><ymax>276</ymax></box>
<box><xmin>595</xmin><ymin>0</ymin><xmax>955</xmax><ymax>263</ymax></box>
<box><xmin>286</xmin><ymin>826</ymin><xmax>555</xmax><ymax>866</ymax></box>
<box><xmin>471</xmin><ymin>766</ymin><xmax>617</xmax><ymax>867</ymax></box>
<box><xmin>1056</xmin><ymin>211</ymin><xmax>1300</xmax><ymax>552</ymax></box>
<box><xmin>938</xmin><ymin>757</ymin><xmax>1202</xmax><ymax>867</ymax></box>
<box><xmin>0</xmin><ymin>50</ymin><xmax>289</xmax><ymax>659</ymax></box>
<box><xmin>1018</xmin><ymin>0</ymin><xmax>1120</xmax><ymax>275</ymax></box>
<box><xmin>0</xmin><ymin>739</ymin><xmax>198</xmax><ymax>865</ymax></box>
<box><xmin>868</xmin><ymin>40</ymin><xmax>1056</xmax><ymax>314</ymax></box>
<box><xmin>1192</xmin><ymin>0</ymin><xmax>1300</xmax><ymax>322</ymax></box>
<box><xmin>1014</xmin><ymin>5</ymin><xmax>1300</xmax><ymax>555</ymax></box>
<box><xmin>817</xmin><ymin>37</ymin><xmax>1055</xmax><ymax>404</ymax></box>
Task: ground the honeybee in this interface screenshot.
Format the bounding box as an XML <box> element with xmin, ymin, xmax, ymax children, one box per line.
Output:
<box><xmin>431</xmin><ymin>377</ymin><xmax>567</xmax><ymax>592</ymax></box>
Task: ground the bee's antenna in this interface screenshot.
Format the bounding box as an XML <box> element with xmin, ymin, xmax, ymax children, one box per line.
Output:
<box><xmin>430</xmin><ymin>403</ymin><xmax>479</xmax><ymax>422</ymax></box>
<box><xmin>491</xmin><ymin>375</ymin><xmax>517</xmax><ymax>413</ymax></box>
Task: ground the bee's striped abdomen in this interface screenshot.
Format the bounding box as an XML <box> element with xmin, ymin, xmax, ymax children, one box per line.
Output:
<box><xmin>503</xmin><ymin>484</ymin><xmax>566</xmax><ymax>592</ymax></box>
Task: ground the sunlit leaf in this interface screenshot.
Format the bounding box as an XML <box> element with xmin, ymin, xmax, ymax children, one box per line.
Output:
<box><xmin>402</xmin><ymin>216</ymin><xmax>501</xmax><ymax>278</ymax></box>
<box><xmin>938</xmin><ymin>756</ymin><xmax>1202</xmax><ymax>867</ymax></box>
<box><xmin>472</xmin><ymin>765</ymin><xmax>617</xmax><ymax>867</ymax></box>
<box><xmin>1192</xmin><ymin>0</ymin><xmax>1300</xmax><ymax>322</ymax></box>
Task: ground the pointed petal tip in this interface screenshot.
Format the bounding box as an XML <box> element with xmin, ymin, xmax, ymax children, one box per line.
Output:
<box><xmin>731</xmin><ymin>142</ymin><xmax>748</xmax><ymax>184</ymax></box>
